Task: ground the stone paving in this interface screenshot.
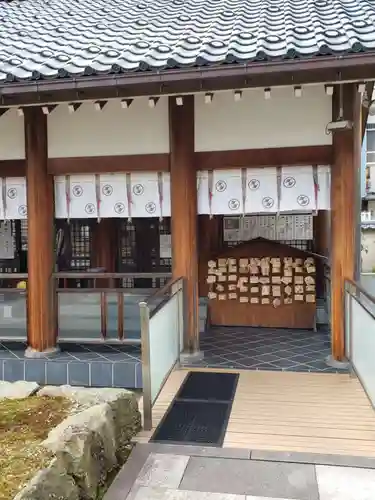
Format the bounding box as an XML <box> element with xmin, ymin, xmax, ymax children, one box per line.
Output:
<box><xmin>105</xmin><ymin>443</ymin><xmax>375</xmax><ymax>500</ymax></box>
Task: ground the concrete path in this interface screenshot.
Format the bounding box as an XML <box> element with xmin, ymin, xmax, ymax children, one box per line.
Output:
<box><xmin>105</xmin><ymin>443</ymin><xmax>375</xmax><ymax>500</ymax></box>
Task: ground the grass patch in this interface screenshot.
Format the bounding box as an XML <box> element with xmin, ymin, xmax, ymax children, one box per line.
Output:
<box><xmin>0</xmin><ymin>396</ymin><xmax>71</xmax><ymax>500</ymax></box>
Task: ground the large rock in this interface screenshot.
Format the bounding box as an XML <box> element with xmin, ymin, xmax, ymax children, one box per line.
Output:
<box><xmin>38</xmin><ymin>386</ymin><xmax>141</xmax><ymax>460</ymax></box>
<box><xmin>13</xmin><ymin>459</ymin><xmax>79</xmax><ymax>500</ymax></box>
<box><xmin>42</xmin><ymin>403</ymin><xmax>117</xmax><ymax>499</ymax></box>
<box><xmin>0</xmin><ymin>380</ymin><xmax>39</xmax><ymax>399</ymax></box>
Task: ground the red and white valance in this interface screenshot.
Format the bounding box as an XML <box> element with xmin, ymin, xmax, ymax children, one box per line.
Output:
<box><xmin>54</xmin><ymin>172</ymin><xmax>171</xmax><ymax>219</ymax></box>
<box><xmin>0</xmin><ymin>166</ymin><xmax>331</xmax><ymax>221</ymax></box>
<box><xmin>197</xmin><ymin>165</ymin><xmax>331</xmax><ymax>215</ymax></box>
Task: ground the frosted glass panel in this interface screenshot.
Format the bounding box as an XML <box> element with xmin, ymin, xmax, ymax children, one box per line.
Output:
<box><xmin>0</xmin><ymin>292</ymin><xmax>27</xmax><ymax>340</ymax></box>
<box><xmin>351</xmin><ymin>297</ymin><xmax>375</xmax><ymax>406</ymax></box>
<box><xmin>345</xmin><ymin>291</ymin><xmax>350</xmax><ymax>359</ymax></box>
<box><xmin>58</xmin><ymin>293</ymin><xmax>101</xmax><ymax>339</ymax></box>
<box><xmin>149</xmin><ymin>293</ymin><xmax>180</xmax><ymax>403</ymax></box>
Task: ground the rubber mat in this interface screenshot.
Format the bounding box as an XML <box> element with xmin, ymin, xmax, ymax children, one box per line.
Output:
<box><xmin>177</xmin><ymin>371</ymin><xmax>238</xmax><ymax>402</ymax></box>
<box><xmin>150</xmin><ymin>372</ymin><xmax>239</xmax><ymax>446</ymax></box>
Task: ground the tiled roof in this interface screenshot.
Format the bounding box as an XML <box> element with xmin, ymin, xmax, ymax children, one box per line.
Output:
<box><xmin>0</xmin><ymin>0</ymin><xmax>374</xmax><ymax>82</ymax></box>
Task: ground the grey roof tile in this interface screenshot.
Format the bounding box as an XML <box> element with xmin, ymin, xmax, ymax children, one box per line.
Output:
<box><xmin>0</xmin><ymin>0</ymin><xmax>374</xmax><ymax>82</ymax></box>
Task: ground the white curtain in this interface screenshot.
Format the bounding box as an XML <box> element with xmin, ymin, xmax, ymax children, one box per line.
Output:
<box><xmin>245</xmin><ymin>167</ymin><xmax>278</xmax><ymax>213</ymax></box>
<box><xmin>279</xmin><ymin>166</ymin><xmax>315</xmax><ymax>212</ymax></box>
<box><xmin>99</xmin><ymin>173</ymin><xmax>128</xmax><ymax>218</ymax></box>
<box><xmin>0</xmin><ymin>177</ymin><xmax>27</xmax><ymax>220</ymax></box>
<box><xmin>197</xmin><ymin>165</ymin><xmax>331</xmax><ymax>215</ymax></box>
<box><xmin>54</xmin><ymin>172</ymin><xmax>171</xmax><ymax>219</ymax></box>
<box><xmin>0</xmin><ymin>165</ymin><xmax>331</xmax><ymax>220</ymax></box>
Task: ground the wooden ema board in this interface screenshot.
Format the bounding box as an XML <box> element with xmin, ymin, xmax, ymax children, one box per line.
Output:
<box><xmin>207</xmin><ymin>238</ymin><xmax>316</xmax><ymax>329</ymax></box>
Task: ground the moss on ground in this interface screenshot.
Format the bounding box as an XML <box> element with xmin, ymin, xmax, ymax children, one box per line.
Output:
<box><xmin>0</xmin><ymin>396</ymin><xmax>71</xmax><ymax>500</ymax></box>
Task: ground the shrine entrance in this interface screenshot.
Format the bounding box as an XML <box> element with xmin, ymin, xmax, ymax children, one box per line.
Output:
<box><xmin>195</xmin><ymin>212</ymin><xmax>334</xmax><ymax>373</ymax></box>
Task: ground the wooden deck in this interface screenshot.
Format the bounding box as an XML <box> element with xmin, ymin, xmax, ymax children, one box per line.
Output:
<box><xmin>136</xmin><ymin>368</ymin><xmax>375</xmax><ymax>457</ymax></box>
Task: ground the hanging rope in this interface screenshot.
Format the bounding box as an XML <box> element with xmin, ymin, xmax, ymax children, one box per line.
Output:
<box><xmin>126</xmin><ymin>173</ymin><xmax>132</xmax><ymax>222</ymax></box>
<box><xmin>157</xmin><ymin>172</ymin><xmax>163</xmax><ymax>222</ymax></box>
<box><xmin>313</xmin><ymin>165</ymin><xmax>320</xmax><ymax>215</ymax></box>
<box><xmin>241</xmin><ymin>168</ymin><xmax>247</xmax><ymax>218</ymax></box>
<box><xmin>95</xmin><ymin>174</ymin><xmax>101</xmax><ymax>222</ymax></box>
<box><xmin>65</xmin><ymin>175</ymin><xmax>71</xmax><ymax>223</ymax></box>
<box><xmin>1</xmin><ymin>177</ymin><xmax>6</xmax><ymax>220</ymax></box>
<box><xmin>276</xmin><ymin>166</ymin><xmax>282</xmax><ymax>218</ymax></box>
<box><xmin>208</xmin><ymin>170</ymin><xmax>214</xmax><ymax>219</ymax></box>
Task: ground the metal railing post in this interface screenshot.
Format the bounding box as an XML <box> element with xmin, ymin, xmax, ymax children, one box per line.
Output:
<box><xmin>140</xmin><ymin>301</ymin><xmax>152</xmax><ymax>431</ymax></box>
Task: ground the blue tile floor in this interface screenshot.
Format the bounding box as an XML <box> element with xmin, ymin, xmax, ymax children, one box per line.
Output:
<box><xmin>0</xmin><ymin>326</ymin><xmax>344</xmax><ymax>388</ymax></box>
<box><xmin>0</xmin><ymin>342</ymin><xmax>142</xmax><ymax>388</ymax></box>
<box><xmin>193</xmin><ymin>326</ymin><xmax>345</xmax><ymax>373</ymax></box>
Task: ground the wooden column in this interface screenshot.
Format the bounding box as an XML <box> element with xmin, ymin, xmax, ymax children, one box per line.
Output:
<box><xmin>331</xmin><ymin>84</ymin><xmax>362</xmax><ymax>360</ymax></box>
<box><xmin>169</xmin><ymin>95</ymin><xmax>199</xmax><ymax>352</ymax></box>
<box><xmin>24</xmin><ymin>107</ymin><xmax>56</xmax><ymax>353</ymax></box>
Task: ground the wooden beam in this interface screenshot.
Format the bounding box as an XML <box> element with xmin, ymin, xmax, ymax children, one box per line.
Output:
<box><xmin>0</xmin><ymin>145</ymin><xmax>332</xmax><ymax>177</ymax></box>
<box><xmin>48</xmin><ymin>153</ymin><xmax>169</xmax><ymax>174</ymax></box>
<box><xmin>330</xmin><ymin>84</ymin><xmax>361</xmax><ymax>361</ymax></box>
<box><xmin>195</xmin><ymin>145</ymin><xmax>332</xmax><ymax>171</ymax></box>
<box><xmin>169</xmin><ymin>95</ymin><xmax>199</xmax><ymax>353</ymax></box>
<box><xmin>24</xmin><ymin>107</ymin><xmax>56</xmax><ymax>353</ymax></box>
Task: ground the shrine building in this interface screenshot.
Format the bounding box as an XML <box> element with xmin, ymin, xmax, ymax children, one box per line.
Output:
<box><xmin>0</xmin><ymin>0</ymin><xmax>374</xmax><ymax>393</ymax></box>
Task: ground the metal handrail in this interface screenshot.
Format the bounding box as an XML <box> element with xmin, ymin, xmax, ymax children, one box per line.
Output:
<box><xmin>141</xmin><ymin>276</ymin><xmax>184</xmax><ymax>308</ymax></box>
<box><xmin>345</xmin><ymin>278</ymin><xmax>375</xmax><ymax>308</ymax></box>
<box><xmin>140</xmin><ymin>276</ymin><xmax>186</xmax><ymax>431</ymax></box>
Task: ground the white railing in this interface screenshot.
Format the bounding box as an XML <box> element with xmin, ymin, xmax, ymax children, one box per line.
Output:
<box><xmin>345</xmin><ymin>280</ymin><xmax>375</xmax><ymax>408</ymax></box>
<box><xmin>140</xmin><ymin>277</ymin><xmax>185</xmax><ymax>430</ymax></box>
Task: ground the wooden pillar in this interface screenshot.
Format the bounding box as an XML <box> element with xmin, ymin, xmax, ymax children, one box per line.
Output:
<box><xmin>169</xmin><ymin>95</ymin><xmax>199</xmax><ymax>353</ymax></box>
<box><xmin>331</xmin><ymin>84</ymin><xmax>362</xmax><ymax>360</ymax></box>
<box><xmin>24</xmin><ymin>107</ymin><xmax>56</xmax><ymax>353</ymax></box>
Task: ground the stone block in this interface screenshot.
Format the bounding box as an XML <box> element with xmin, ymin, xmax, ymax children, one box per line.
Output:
<box><xmin>38</xmin><ymin>385</ymin><xmax>141</xmax><ymax>460</ymax></box>
<box><xmin>0</xmin><ymin>380</ymin><xmax>39</xmax><ymax>399</ymax></box>
<box><xmin>13</xmin><ymin>459</ymin><xmax>79</xmax><ymax>500</ymax></box>
<box><xmin>42</xmin><ymin>403</ymin><xmax>117</xmax><ymax>498</ymax></box>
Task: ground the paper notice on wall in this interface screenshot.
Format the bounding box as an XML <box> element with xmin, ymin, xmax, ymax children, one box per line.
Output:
<box><xmin>0</xmin><ymin>222</ymin><xmax>14</xmax><ymax>259</ymax></box>
<box><xmin>160</xmin><ymin>234</ymin><xmax>172</xmax><ymax>258</ymax></box>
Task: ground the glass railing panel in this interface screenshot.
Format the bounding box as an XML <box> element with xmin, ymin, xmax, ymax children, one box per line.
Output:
<box><xmin>106</xmin><ymin>292</ymin><xmax>162</xmax><ymax>340</ymax></box>
<box><xmin>148</xmin><ymin>292</ymin><xmax>180</xmax><ymax>403</ymax></box>
<box><xmin>350</xmin><ymin>294</ymin><xmax>375</xmax><ymax>406</ymax></box>
<box><xmin>57</xmin><ymin>292</ymin><xmax>102</xmax><ymax>340</ymax></box>
<box><xmin>0</xmin><ymin>291</ymin><xmax>27</xmax><ymax>340</ymax></box>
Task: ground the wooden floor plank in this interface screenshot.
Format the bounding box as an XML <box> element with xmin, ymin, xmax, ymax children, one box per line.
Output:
<box><xmin>134</xmin><ymin>368</ymin><xmax>375</xmax><ymax>457</ymax></box>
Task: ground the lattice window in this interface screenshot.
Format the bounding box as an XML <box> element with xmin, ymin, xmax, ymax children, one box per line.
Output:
<box><xmin>117</xmin><ymin>219</ymin><xmax>172</xmax><ymax>289</ymax></box>
<box><xmin>0</xmin><ymin>221</ymin><xmax>20</xmax><ymax>274</ymax></box>
<box><xmin>118</xmin><ymin>220</ymin><xmax>136</xmax><ymax>288</ymax></box>
<box><xmin>20</xmin><ymin>220</ymin><xmax>28</xmax><ymax>251</ymax></box>
<box><xmin>158</xmin><ymin>218</ymin><xmax>172</xmax><ymax>288</ymax></box>
<box><xmin>70</xmin><ymin>221</ymin><xmax>92</xmax><ymax>270</ymax></box>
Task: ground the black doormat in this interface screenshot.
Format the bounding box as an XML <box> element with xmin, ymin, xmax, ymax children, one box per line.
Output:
<box><xmin>150</xmin><ymin>372</ymin><xmax>239</xmax><ymax>447</ymax></box>
<box><xmin>177</xmin><ymin>371</ymin><xmax>238</xmax><ymax>402</ymax></box>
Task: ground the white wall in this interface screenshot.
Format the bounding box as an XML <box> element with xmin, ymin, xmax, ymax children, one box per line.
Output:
<box><xmin>0</xmin><ymin>85</ymin><xmax>332</xmax><ymax>161</ymax></box>
<box><xmin>0</xmin><ymin>108</ymin><xmax>25</xmax><ymax>160</ymax></box>
<box><xmin>195</xmin><ymin>86</ymin><xmax>332</xmax><ymax>152</ymax></box>
<box><xmin>48</xmin><ymin>97</ymin><xmax>170</xmax><ymax>158</ymax></box>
